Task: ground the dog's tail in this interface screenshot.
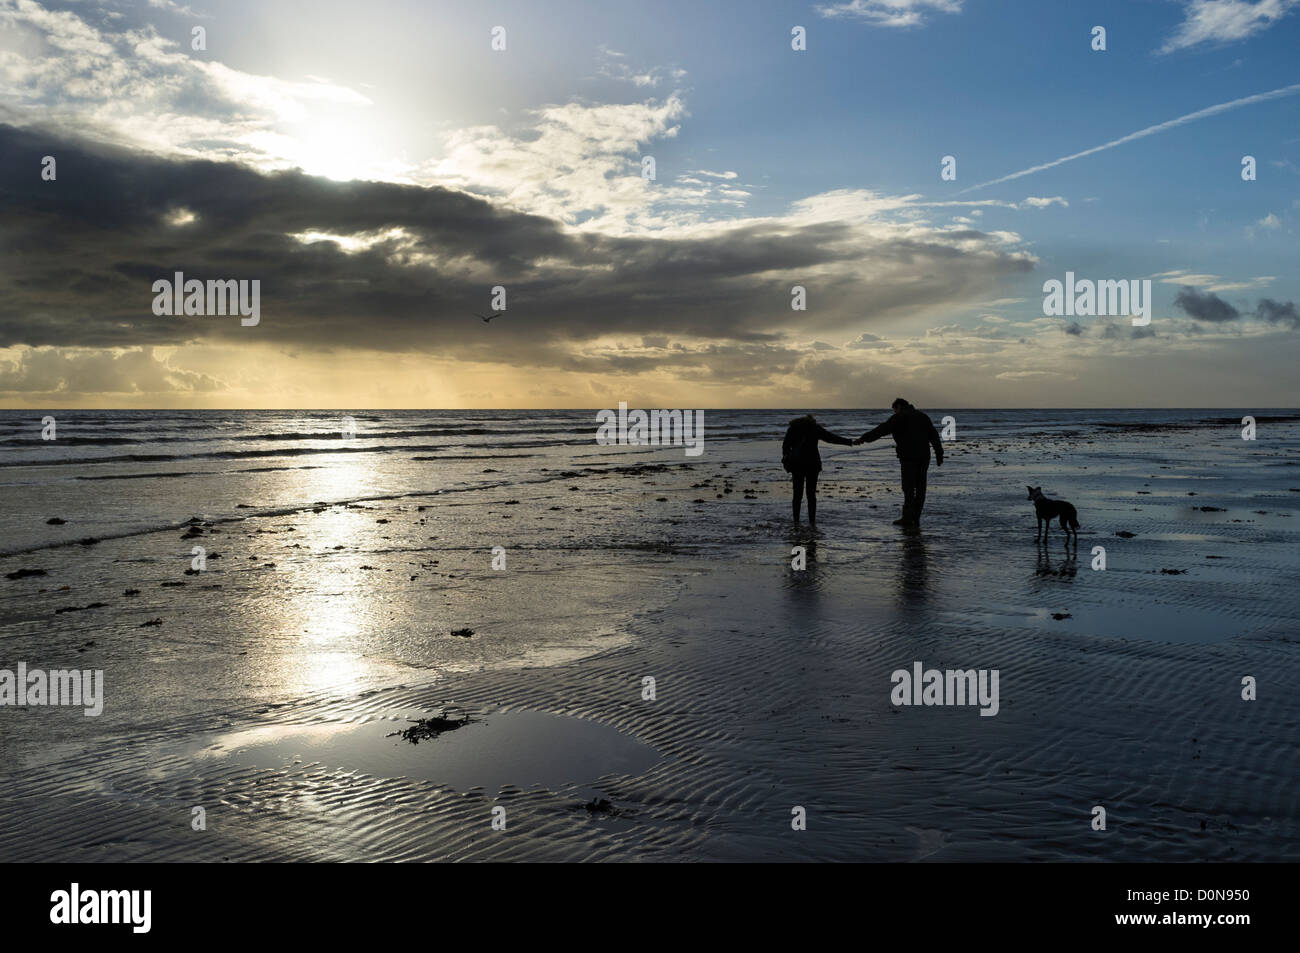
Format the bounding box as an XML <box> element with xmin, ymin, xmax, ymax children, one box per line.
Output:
<box><xmin>1069</xmin><ymin>515</ymin><xmax>1080</xmax><ymax>531</ymax></box>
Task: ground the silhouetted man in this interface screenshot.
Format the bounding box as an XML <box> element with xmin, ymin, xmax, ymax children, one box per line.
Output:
<box><xmin>855</xmin><ymin>398</ymin><xmax>944</xmax><ymax>527</ymax></box>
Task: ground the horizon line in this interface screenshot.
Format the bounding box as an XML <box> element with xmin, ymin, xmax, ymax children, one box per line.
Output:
<box><xmin>0</xmin><ymin>406</ymin><xmax>1294</xmax><ymax>413</ymax></box>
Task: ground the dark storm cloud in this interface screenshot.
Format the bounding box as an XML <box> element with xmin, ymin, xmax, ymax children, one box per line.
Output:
<box><xmin>1098</xmin><ymin>321</ymin><xmax>1154</xmax><ymax>340</ymax></box>
<box><xmin>1255</xmin><ymin>298</ymin><xmax>1300</xmax><ymax>329</ymax></box>
<box><xmin>1172</xmin><ymin>287</ymin><xmax>1300</xmax><ymax>331</ymax></box>
<box><xmin>1173</xmin><ymin>286</ymin><xmax>1241</xmax><ymax>323</ymax></box>
<box><xmin>0</xmin><ymin>125</ymin><xmax>1033</xmax><ymax>367</ymax></box>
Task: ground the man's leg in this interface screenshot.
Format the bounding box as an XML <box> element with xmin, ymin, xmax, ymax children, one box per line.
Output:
<box><xmin>806</xmin><ymin>471</ymin><xmax>818</xmax><ymax>523</ymax></box>
<box><xmin>894</xmin><ymin>463</ymin><xmax>912</xmax><ymax>525</ymax></box>
<box><xmin>792</xmin><ymin>472</ymin><xmax>804</xmax><ymax>521</ymax></box>
<box><xmin>911</xmin><ymin>458</ymin><xmax>930</xmax><ymax>524</ymax></box>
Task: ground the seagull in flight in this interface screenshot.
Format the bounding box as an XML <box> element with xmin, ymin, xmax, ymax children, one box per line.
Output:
<box><xmin>474</xmin><ymin>312</ymin><xmax>504</xmax><ymax>323</ymax></box>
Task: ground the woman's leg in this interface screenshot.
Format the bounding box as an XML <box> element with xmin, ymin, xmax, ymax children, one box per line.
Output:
<box><xmin>792</xmin><ymin>472</ymin><xmax>805</xmax><ymax>520</ymax></box>
<box><xmin>806</xmin><ymin>472</ymin><xmax>818</xmax><ymax>523</ymax></box>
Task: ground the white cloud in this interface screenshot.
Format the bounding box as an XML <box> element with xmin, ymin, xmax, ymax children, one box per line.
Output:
<box><xmin>0</xmin><ymin>0</ymin><xmax>374</xmax><ymax>174</ymax></box>
<box><xmin>1159</xmin><ymin>0</ymin><xmax>1298</xmax><ymax>54</ymax></box>
<box><xmin>421</xmin><ymin>95</ymin><xmax>700</xmax><ymax>232</ymax></box>
<box><xmin>1245</xmin><ymin>211</ymin><xmax>1284</xmax><ymax>238</ymax></box>
<box><xmin>816</xmin><ymin>0</ymin><xmax>963</xmax><ymax>28</ymax></box>
<box><xmin>996</xmin><ymin>370</ymin><xmax>1058</xmax><ymax>380</ymax></box>
<box><xmin>595</xmin><ymin>46</ymin><xmax>686</xmax><ymax>87</ymax></box>
<box><xmin>163</xmin><ymin>207</ymin><xmax>197</xmax><ymax>226</ymax></box>
<box><xmin>1151</xmin><ymin>269</ymin><xmax>1274</xmax><ymax>292</ymax></box>
<box><xmin>0</xmin><ymin>347</ymin><xmax>223</xmax><ymax>395</ymax></box>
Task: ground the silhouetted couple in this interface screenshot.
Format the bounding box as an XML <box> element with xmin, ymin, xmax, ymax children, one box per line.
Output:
<box><xmin>781</xmin><ymin>398</ymin><xmax>944</xmax><ymax>526</ymax></box>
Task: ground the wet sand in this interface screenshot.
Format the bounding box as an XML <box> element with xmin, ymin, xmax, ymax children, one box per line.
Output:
<box><xmin>1</xmin><ymin>411</ymin><xmax>1297</xmax><ymax>860</ymax></box>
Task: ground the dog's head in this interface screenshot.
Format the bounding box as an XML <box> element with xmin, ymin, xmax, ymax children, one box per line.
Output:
<box><xmin>1026</xmin><ymin>485</ymin><xmax>1043</xmax><ymax>501</ymax></box>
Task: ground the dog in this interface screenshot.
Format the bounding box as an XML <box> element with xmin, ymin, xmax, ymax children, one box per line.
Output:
<box><xmin>1027</xmin><ymin>486</ymin><xmax>1080</xmax><ymax>541</ymax></box>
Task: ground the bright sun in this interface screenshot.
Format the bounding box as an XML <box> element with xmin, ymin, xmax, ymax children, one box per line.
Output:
<box><xmin>290</xmin><ymin>124</ymin><xmax>387</xmax><ymax>182</ymax></box>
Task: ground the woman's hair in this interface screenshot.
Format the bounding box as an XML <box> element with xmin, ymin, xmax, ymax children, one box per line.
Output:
<box><xmin>788</xmin><ymin>413</ymin><xmax>816</xmax><ymax>427</ymax></box>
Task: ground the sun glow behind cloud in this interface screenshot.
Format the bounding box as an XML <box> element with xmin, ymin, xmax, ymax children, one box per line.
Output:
<box><xmin>0</xmin><ymin>0</ymin><xmax>1297</xmax><ymax>407</ymax></box>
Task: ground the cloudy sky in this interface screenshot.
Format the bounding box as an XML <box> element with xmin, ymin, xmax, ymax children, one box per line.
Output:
<box><xmin>1</xmin><ymin>0</ymin><xmax>1298</xmax><ymax>408</ymax></box>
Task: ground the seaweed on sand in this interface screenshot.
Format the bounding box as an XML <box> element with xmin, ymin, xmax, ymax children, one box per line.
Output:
<box><xmin>388</xmin><ymin>709</ymin><xmax>475</xmax><ymax>744</ymax></box>
<box><xmin>5</xmin><ymin>568</ymin><xmax>47</xmax><ymax>580</ymax></box>
<box><xmin>582</xmin><ymin>798</ymin><xmax>626</xmax><ymax>817</ymax></box>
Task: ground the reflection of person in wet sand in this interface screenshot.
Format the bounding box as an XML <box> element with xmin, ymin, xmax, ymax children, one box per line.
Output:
<box><xmin>785</xmin><ymin>534</ymin><xmax>821</xmax><ymax>594</ymax></box>
<box><xmin>897</xmin><ymin>531</ymin><xmax>929</xmax><ymax>604</ymax></box>
<box><xmin>781</xmin><ymin>414</ymin><xmax>854</xmax><ymax>523</ymax></box>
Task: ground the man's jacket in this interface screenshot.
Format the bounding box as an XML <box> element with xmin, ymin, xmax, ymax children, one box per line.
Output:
<box><xmin>860</xmin><ymin>408</ymin><xmax>944</xmax><ymax>463</ymax></box>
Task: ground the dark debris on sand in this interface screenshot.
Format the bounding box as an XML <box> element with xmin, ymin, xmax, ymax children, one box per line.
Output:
<box><xmin>582</xmin><ymin>798</ymin><xmax>627</xmax><ymax>817</ymax></box>
<box><xmin>54</xmin><ymin>602</ymin><xmax>108</xmax><ymax>614</ymax></box>
<box><xmin>6</xmin><ymin>568</ymin><xmax>47</xmax><ymax>580</ymax></box>
<box><xmin>449</xmin><ymin>627</ymin><xmax>475</xmax><ymax>638</ymax></box>
<box><xmin>389</xmin><ymin>710</ymin><xmax>475</xmax><ymax>744</ymax></box>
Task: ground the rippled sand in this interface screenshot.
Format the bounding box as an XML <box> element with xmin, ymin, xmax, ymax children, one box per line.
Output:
<box><xmin>1</xmin><ymin>412</ymin><xmax>1297</xmax><ymax>860</ymax></box>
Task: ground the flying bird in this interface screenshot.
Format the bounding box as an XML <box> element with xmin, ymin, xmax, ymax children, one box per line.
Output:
<box><xmin>474</xmin><ymin>312</ymin><xmax>504</xmax><ymax>323</ymax></box>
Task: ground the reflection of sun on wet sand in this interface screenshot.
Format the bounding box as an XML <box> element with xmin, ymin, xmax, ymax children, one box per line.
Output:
<box><xmin>0</xmin><ymin>410</ymin><xmax>1298</xmax><ymax>860</ymax></box>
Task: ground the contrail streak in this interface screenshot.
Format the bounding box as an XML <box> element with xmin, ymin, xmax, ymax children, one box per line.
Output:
<box><xmin>957</xmin><ymin>82</ymin><xmax>1300</xmax><ymax>194</ymax></box>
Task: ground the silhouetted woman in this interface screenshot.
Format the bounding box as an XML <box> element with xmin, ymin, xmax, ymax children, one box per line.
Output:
<box><xmin>781</xmin><ymin>414</ymin><xmax>853</xmax><ymax>523</ymax></box>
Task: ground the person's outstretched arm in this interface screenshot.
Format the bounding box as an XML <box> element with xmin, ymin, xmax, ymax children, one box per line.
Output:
<box><xmin>928</xmin><ymin>417</ymin><xmax>944</xmax><ymax>465</ymax></box>
<box><xmin>816</xmin><ymin>424</ymin><xmax>853</xmax><ymax>446</ymax></box>
<box><xmin>854</xmin><ymin>418</ymin><xmax>894</xmax><ymax>445</ymax></box>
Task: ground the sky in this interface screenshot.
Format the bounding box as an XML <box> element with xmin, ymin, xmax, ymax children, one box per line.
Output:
<box><xmin>1</xmin><ymin>0</ymin><xmax>1298</xmax><ymax>408</ymax></box>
